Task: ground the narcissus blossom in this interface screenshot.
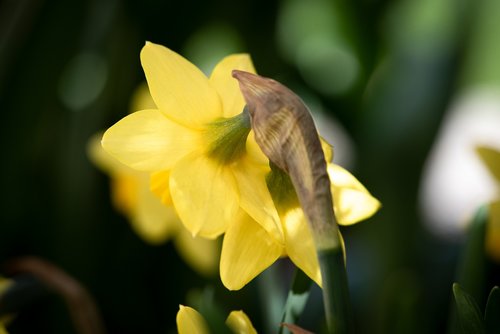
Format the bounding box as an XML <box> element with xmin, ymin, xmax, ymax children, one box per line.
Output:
<box><xmin>90</xmin><ymin>84</ymin><xmax>218</xmax><ymax>276</ymax></box>
<box><xmin>176</xmin><ymin>305</ymin><xmax>257</xmax><ymax>334</ymax></box>
<box><xmin>102</xmin><ymin>42</ymin><xmax>282</xmax><ymax>244</ymax></box>
<box><xmin>476</xmin><ymin>146</ymin><xmax>500</xmax><ymax>262</ymax></box>
<box><xmin>101</xmin><ymin>42</ymin><xmax>380</xmax><ymax>290</ymax></box>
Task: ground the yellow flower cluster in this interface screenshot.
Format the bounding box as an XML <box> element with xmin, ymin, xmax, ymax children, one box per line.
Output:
<box><xmin>100</xmin><ymin>42</ymin><xmax>380</xmax><ymax>289</ymax></box>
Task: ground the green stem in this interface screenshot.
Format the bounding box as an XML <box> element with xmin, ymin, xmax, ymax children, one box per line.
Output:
<box><xmin>280</xmin><ymin>268</ymin><xmax>312</xmax><ymax>334</ymax></box>
<box><xmin>318</xmin><ymin>246</ymin><xmax>354</xmax><ymax>334</ymax></box>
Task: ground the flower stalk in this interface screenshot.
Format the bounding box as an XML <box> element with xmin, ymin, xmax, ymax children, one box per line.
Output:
<box><xmin>233</xmin><ymin>70</ymin><xmax>353</xmax><ymax>333</ymax></box>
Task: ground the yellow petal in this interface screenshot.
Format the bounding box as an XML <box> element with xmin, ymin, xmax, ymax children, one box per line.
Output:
<box><xmin>150</xmin><ymin>170</ymin><xmax>173</xmax><ymax>206</ymax></box>
<box><xmin>486</xmin><ymin>200</ymin><xmax>500</xmax><ymax>262</ymax></box>
<box><xmin>170</xmin><ymin>153</ymin><xmax>239</xmax><ymax>239</ymax></box>
<box><xmin>101</xmin><ymin>110</ymin><xmax>198</xmax><ymax>172</ymax></box>
<box><xmin>173</xmin><ymin>228</ymin><xmax>219</xmax><ymax>277</ymax></box>
<box><xmin>320</xmin><ymin>137</ymin><xmax>333</xmax><ymax>163</ymax></box>
<box><xmin>226</xmin><ymin>310</ymin><xmax>258</xmax><ymax>334</ymax></box>
<box><xmin>282</xmin><ymin>207</ymin><xmax>322</xmax><ymax>287</ymax></box>
<box><xmin>245</xmin><ymin>131</ymin><xmax>269</xmax><ymax>166</ymax></box>
<box><xmin>477</xmin><ymin>146</ymin><xmax>500</xmax><ymax>183</ymax></box>
<box><xmin>233</xmin><ymin>157</ymin><xmax>284</xmax><ymax>244</ymax></box>
<box><xmin>220</xmin><ymin>211</ymin><xmax>282</xmax><ymax>290</ymax></box>
<box><xmin>209</xmin><ymin>54</ymin><xmax>256</xmax><ymax>118</ymax></box>
<box><xmin>141</xmin><ymin>42</ymin><xmax>222</xmax><ymax>128</ymax></box>
<box><xmin>177</xmin><ymin>305</ymin><xmax>209</xmax><ymax>334</ymax></box>
<box><xmin>131</xmin><ymin>174</ymin><xmax>179</xmax><ymax>244</ymax></box>
<box><xmin>328</xmin><ymin>164</ymin><xmax>381</xmax><ymax>226</ymax></box>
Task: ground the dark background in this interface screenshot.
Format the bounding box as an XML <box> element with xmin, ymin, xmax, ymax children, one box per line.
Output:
<box><xmin>1</xmin><ymin>0</ymin><xmax>499</xmax><ymax>333</ymax></box>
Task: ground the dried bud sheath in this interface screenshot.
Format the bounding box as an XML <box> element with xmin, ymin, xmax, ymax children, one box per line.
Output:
<box><xmin>232</xmin><ymin>70</ymin><xmax>339</xmax><ymax>251</ymax></box>
<box><xmin>233</xmin><ymin>70</ymin><xmax>353</xmax><ymax>334</ymax></box>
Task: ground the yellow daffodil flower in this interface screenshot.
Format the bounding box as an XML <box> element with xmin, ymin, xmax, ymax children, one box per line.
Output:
<box><xmin>176</xmin><ymin>305</ymin><xmax>257</xmax><ymax>334</ymax></box>
<box><xmin>220</xmin><ymin>142</ymin><xmax>380</xmax><ymax>290</ymax></box>
<box><xmin>89</xmin><ymin>83</ymin><xmax>218</xmax><ymax>276</ymax></box>
<box><xmin>476</xmin><ymin>146</ymin><xmax>500</xmax><ymax>262</ymax></box>
<box><xmin>101</xmin><ymin>42</ymin><xmax>283</xmax><ymax>245</ymax></box>
<box><xmin>101</xmin><ymin>42</ymin><xmax>379</xmax><ymax>290</ymax></box>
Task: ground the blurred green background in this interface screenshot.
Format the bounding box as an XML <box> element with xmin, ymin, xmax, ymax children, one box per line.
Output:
<box><xmin>1</xmin><ymin>0</ymin><xmax>499</xmax><ymax>333</ymax></box>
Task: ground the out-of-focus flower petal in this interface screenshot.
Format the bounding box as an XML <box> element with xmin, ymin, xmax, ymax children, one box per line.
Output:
<box><xmin>132</xmin><ymin>175</ymin><xmax>179</xmax><ymax>244</ymax></box>
<box><xmin>209</xmin><ymin>54</ymin><xmax>256</xmax><ymax>118</ymax></box>
<box><xmin>226</xmin><ymin>310</ymin><xmax>258</xmax><ymax>334</ymax></box>
<box><xmin>477</xmin><ymin>146</ymin><xmax>500</xmax><ymax>183</ymax></box>
<box><xmin>101</xmin><ymin>110</ymin><xmax>198</xmax><ymax>172</ymax></box>
<box><xmin>282</xmin><ymin>207</ymin><xmax>322</xmax><ymax>287</ymax></box>
<box><xmin>177</xmin><ymin>305</ymin><xmax>209</xmax><ymax>334</ymax></box>
<box><xmin>220</xmin><ymin>211</ymin><xmax>282</xmax><ymax>290</ymax></box>
<box><xmin>486</xmin><ymin>200</ymin><xmax>500</xmax><ymax>262</ymax></box>
<box><xmin>173</xmin><ymin>228</ymin><xmax>219</xmax><ymax>277</ymax></box>
<box><xmin>129</xmin><ymin>82</ymin><xmax>156</xmax><ymax>113</ymax></box>
<box><xmin>141</xmin><ymin>42</ymin><xmax>222</xmax><ymax>128</ymax></box>
<box><xmin>170</xmin><ymin>153</ymin><xmax>239</xmax><ymax>239</ymax></box>
<box><xmin>150</xmin><ymin>170</ymin><xmax>173</xmax><ymax>206</ymax></box>
<box><xmin>111</xmin><ymin>175</ymin><xmax>139</xmax><ymax>215</ymax></box>
<box><xmin>329</xmin><ymin>164</ymin><xmax>381</xmax><ymax>226</ymax></box>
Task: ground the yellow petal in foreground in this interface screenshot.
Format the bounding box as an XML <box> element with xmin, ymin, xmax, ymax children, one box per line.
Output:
<box><xmin>102</xmin><ymin>110</ymin><xmax>198</xmax><ymax>172</ymax></box>
<box><xmin>177</xmin><ymin>305</ymin><xmax>209</xmax><ymax>334</ymax></box>
<box><xmin>173</xmin><ymin>228</ymin><xmax>219</xmax><ymax>277</ymax></box>
<box><xmin>233</xmin><ymin>157</ymin><xmax>284</xmax><ymax>243</ymax></box>
<box><xmin>329</xmin><ymin>164</ymin><xmax>381</xmax><ymax>226</ymax></box>
<box><xmin>486</xmin><ymin>200</ymin><xmax>500</xmax><ymax>262</ymax></box>
<box><xmin>282</xmin><ymin>207</ymin><xmax>322</xmax><ymax>286</ymax></box>
<box><xmin>210</xmin><ymin>54</ymin><xmax>256</xmax><ymax>118</ymax></box>
<box><xmin>226</xmin><ymin>310</ymin><xmax>258</xmax><ymax>334</ymax></box>
<box><xmin>170</xmin><ymin>153</ymin><xmax>239</xmax><ymax>238</ymax></box>
<box><xmin>141</xmin><ymin>42</ymin><xmax>221</xmax><ymax>128</ymax></box>
<box><xmin>220</xmin><ymin>211</ymin><xmax>283</xmax><ymax>290</ymax></box>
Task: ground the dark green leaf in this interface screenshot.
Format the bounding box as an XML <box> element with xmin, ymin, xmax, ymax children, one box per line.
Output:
<box><xmin>484</xmin><ymin>286</ymin><xmax>500</xmax><ymax>334</ymax></box>
<box><xmin>453</xmin><ymin>283</ymin><xmax>485</xmax><ymax>334</ymax></box>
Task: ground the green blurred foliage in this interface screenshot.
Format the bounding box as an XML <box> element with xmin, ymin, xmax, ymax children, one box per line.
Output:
<box><xmin>1</xmin><ymin>0</ymin><xmax>499</xmax><ymax>333</ymax></box>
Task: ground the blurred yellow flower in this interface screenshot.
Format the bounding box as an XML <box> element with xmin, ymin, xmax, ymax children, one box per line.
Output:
<box><xmin>89</xmin><ymin>83</ymin><xmax>218</xmax><ymax>276</ymax></box>
<box><xmin>476</xmin><ymin>146</ymin><xmax>500</xmax><ymax>262</ymax></box>
<box><xmin>0</xmin><ymin>277</ymin><xmax>13</xmax><ymax>334</ymax></box>
<box><xmin>176</xmin><ymin>305</ymin><xmax>257</xmax><ymax>334</ymax></box>
<box><xmin>220</xmin><ymin>142</ymin><xmax>380</xmax><ymax>290</ymax></box>
<box><xmin>102</xmin><ymin>42</ymin><xmax>282</xmax><ymax>244</ymax></box>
